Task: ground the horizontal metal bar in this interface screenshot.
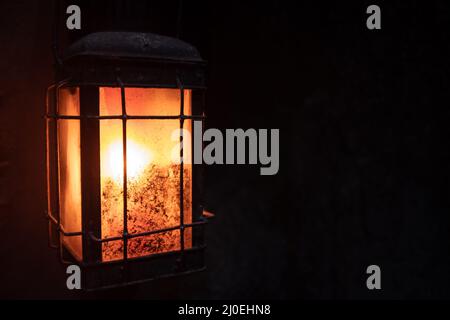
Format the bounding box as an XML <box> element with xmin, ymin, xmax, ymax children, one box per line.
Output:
<box><xmin>46</xmin><ymin>209</ymin><xmax>212</xmax><ymax>241</ymax></box>
<box><xmin>89</xmin><ymin>219</ymin><xmax>208</xmax><ymax>243</ymax></box>
<box><xmin>78</xmin><ymin>244</ymin><xmax>207</xmax><ymax>269</ymax></box>
<box><xmin>46</xmin><ymin>211</ymin><xmax>83</xmax><ymax>237</ymax></box>
<box><xmin>55</xmin><ymin>80</ymin><xmax>207</xmax><ymax>91</ymax></box>
<box><xmin>46</xmin><ymin>114</ymin><xmax>205</xmax><ymax>120</ymax></box>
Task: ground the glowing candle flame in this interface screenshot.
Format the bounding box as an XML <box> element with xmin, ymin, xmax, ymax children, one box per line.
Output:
<box><xmin>104</xmin><ymin>139</ymin><xmax>152</xmax><ymax>182</ymax></box>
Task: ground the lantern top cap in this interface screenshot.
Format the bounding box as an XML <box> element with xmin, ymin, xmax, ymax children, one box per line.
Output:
<box><xmin>63</xmin><ymin>32</ymin><xmax>203</xmax><ymax>63</ymax></box>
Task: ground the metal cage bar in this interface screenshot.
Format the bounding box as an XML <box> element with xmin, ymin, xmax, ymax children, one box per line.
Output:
<box><xmin>89</xmin><ymin>219</ymin><xmax>207</xmax><ymax>243</ymax></box>
<box><xmin>117</xmin><ymin>76</ymin><xmax>130</xmax><ymax>281</ymax></box>
<box><xmin>176</xmin><ymin>74</ymin><xmax>186</xmax><ymax>269</ymax></box>
<box><xmin>46</xmin><ymin>114</ymin><xmax>204</xmax><ymax>120</ymax></box>
<box><xmin>45</xmin><ymin>86</ymin><xmax>58</xmax><ymax>249</ymax></box>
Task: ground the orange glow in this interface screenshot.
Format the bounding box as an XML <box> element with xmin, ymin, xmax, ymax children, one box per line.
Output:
<box><xmin>99</xmin><ymin>87</ymin><xmax>192</xmax><ymax>262</ymax></box>
<box><xmin>103</xmin><ymin>139</ymin><xmax>153</xmax><ymax>182</ymax></box>
<box><xmin>58</xmin><ymin>87</ymin><xmax>83</xmax><ymax>261</ymax></box>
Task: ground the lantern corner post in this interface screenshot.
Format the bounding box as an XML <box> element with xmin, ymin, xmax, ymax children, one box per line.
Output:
<box><xmin>190</xmin><ymin>88</ymin><xmax>207</xmax><ymax>248</ymax></box>
<box><xmin>79</xmin><ymin>85</ymin><xmax>102</xmax><ymax>266</ymax></box>
<box><xmin>45</xmin><ymin>84</ymin><xmax>60</xmax><ymax>249</ymax></box>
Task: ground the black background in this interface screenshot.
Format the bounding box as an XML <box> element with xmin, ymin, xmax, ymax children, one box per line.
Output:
<box><xmin>0</xmin><ymin>0</ymin><xmax>449</xmax><ymax>299</ymax></box>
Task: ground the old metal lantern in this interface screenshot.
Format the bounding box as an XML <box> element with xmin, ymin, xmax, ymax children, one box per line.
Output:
<box><xmin>46</xmin><ymin>32</ymin><xmax>209</xmax><ymax>290</ymax></box>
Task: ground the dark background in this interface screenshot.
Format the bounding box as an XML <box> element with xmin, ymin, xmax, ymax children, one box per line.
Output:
<box><xmin>0</xmin><ymin>0</ymin><xmax>449</xmax><ymax>299</ymax></box>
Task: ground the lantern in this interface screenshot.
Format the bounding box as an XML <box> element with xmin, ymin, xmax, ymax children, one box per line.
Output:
<box><xmin>46</xmin><ymin>32</ymin><xmax>210</xmax><ymax>290</ymax></box>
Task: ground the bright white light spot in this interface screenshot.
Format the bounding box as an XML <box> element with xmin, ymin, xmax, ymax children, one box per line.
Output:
<box><xmin>105</xmin><ymin>140</ymin><xmax>152</xmax><ymax>182</ymax></box>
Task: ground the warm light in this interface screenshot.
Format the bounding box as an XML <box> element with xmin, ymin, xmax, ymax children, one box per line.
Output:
<box><xmin>104</xmin><ymin>139</ymin><xmax>153</xmax><ymax>182</ymax></box>
<box><xmin>99</xmin><ymin>87</ymin><xmax>192</xmax><ymax>262</ymax></box>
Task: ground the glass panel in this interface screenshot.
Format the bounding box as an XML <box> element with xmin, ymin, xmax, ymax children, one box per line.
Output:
<box><xmin>99</xmin><ymin>88</ymin><xmax>192</xmax><ymax>262</ymax></box>
<box><xmin>58</xmin><ymin>87</ymin><xmax>82</xmax><ymax>261</ymax></box>
<box><xmin>99</xmin><ymin>118</ymin><xmax>124</xmax><ymax>261</ymax></box>
<box><xmin>126</xmin><ymin>88</ymin><xmax>186</xmax><ymax>116</ymax></box>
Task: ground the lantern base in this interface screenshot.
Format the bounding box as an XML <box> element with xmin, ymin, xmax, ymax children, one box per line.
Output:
<box><xmin>61</xmin><ymin>245</ymin><xmax>206</xmax><ymax>291</ymax></box>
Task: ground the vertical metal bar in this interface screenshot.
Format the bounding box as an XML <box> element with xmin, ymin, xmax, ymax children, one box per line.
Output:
<box><xmin>200</xmin><ymin>90</ymin><xmax>207</xmax><ymax>245</ymax></box>
<box><xmin>191</xmin><ymin>89</ymin><xmax>206</xmax><ymax>246</ymax></box>
<box><xmin>118</xmin><ymin>79</ymin><xmax>129</xmax><ymax>267</ymax></box>
<box><xmin>46</xmin><ymin>85</ymin><xmax>59</xmax><ymax>248</ymax></box>
<box><xmin>46</xmin><ymin>117</ymin><xmax>58</xmax><ymax>248</ymax></box>
<box><xmin>54</xmin><ymin>86</ymin><xmax>62</xmax><ymax>251</ymax></box>
<box><xmin>80</xmin><ymin>86</ymin><xmax>101</xmax><ymax>264</ymax></box>
<box><xmin>55</xmin><ymin>85</ymin><xmax>72</xmax><ymax>264</ymax></box>
<box><xmin>177</xmin><ymin>75</ymin><xmax>185</xmax><ymax>267</ymax></box>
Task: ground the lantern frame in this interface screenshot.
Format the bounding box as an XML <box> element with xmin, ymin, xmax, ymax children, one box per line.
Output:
<box><xmin>45</xmin><ymin>32</ymin><xmax>210</xmax><ymax>290</ymax></box>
